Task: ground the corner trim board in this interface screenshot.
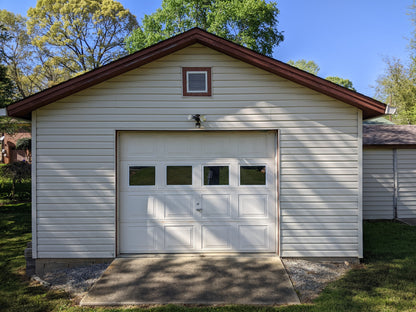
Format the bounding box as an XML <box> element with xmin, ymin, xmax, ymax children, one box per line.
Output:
<box><xmin>357</xmin><ymin>110</ymin><xmax>363</xmax><ymax>258</ymax></box>
<box><xmin>31</xmin><ymin>111</ymin><xmax>37</xmax><ymax>258</ymax></box>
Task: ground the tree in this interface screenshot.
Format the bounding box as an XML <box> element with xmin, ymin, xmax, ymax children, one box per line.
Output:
<box><xmin>0</xmin><ymin>62</ymin><xmax>14</xmax><ymax>108</ymax></box>
<box><xmin>27</xmin><ymin>0</ymin><xmax>138</xmax><ymax>75</ymax></box>
<box><xmin>125</xmin><ymin>0</ymin><xmax>284</xmax><ymax>56</ymax></box>
<box><xmin>326</xmin><ymin>76</ymin><xmax>356</xmax><ymax>91</ymax></box>
<box><xmin>375</xmin><ymin>57</ymin><xmax>416</xmax><ymax>125</ymax></box>
<box><xmin>373</xmin><ymin>4</ymin><xmax>416</xmax><ymax>125</ymax></box>
<box><xmin>288</xmin><ymin>59</ymin><xmax>356</xmax><ymax>91</ymax></box>
<box><xmin>288</xmin><ymin>59</ymin><xmax>320</xmax><ymax>75</ymax></box>
<box><xmin>0</xmin><ymin>24</ymin><xmax>14</xmax><ymax>107</ymax></box>
<box><xmin>0</xmin><ymin>10</ymin><xmax>40</xmax><ymax>99</ymax></box>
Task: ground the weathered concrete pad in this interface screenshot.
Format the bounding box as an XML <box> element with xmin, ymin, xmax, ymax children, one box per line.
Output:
<box><xmin>81</xmin><ymin>256</ymin><xmax>299</xmax><ymax>306</ymax></box>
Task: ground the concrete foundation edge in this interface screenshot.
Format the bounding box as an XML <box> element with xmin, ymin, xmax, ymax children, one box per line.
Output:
<box><xmin>281</xmin><ymin>257</ymin><xmax>360</xmax><ymax>264</ymax></box>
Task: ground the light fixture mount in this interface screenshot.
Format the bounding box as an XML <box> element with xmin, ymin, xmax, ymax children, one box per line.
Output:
<box><xmin>187</xmin><ymin>114</ymin><xmax>206</xmax><ymax>128</ymax></box>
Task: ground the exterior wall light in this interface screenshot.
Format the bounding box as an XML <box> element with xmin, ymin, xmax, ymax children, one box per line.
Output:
<box><xmin>187</xmin><ymin>114</ymin><xmax>206</xmax><ymax>128</ymax></box>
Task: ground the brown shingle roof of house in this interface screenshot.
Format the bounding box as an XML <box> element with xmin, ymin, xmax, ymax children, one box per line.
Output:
<box><xmin>363</xmin><ymin>125</ymin><xmax>416</xmax><ymax>147</ymax></box>
<box><xmin>7</xmin><ymin>28</ymin><xmax>386</xmax><ymax>120</ymax></box>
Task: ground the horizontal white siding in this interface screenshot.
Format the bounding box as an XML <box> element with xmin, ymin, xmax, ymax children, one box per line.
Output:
<box><xmin>35</xmin><ymin>44</ymin><xmax>360</xmax><ymax>258</ymax></box>
<box><xmin>363</xmin><ymin>148</ymin><xmax>394</xmax><ymax>219</ymax></box>
<box><xmin>397</xmin><ymin>149</ymin><xmax>416</xmax><ymax>218</ymax></box>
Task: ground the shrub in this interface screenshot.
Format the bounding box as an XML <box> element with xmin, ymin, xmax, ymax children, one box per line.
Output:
<box><xmin>0</xmin><ymin>161</ymin><xmax>31</xmax><ymax>198</ymax></box>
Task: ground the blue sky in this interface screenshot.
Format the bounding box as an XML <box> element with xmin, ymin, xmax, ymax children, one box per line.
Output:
<box><xmin>0</xmin><ymin>0</ymin><xmax>413</xmax><ymax>97</ymax></box>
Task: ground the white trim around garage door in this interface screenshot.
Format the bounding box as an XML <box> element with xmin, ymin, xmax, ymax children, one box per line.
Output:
<box><xmin>116</xmin><ymin>130</ymin><xmax>280</xmax><ymax>256</ymax></box>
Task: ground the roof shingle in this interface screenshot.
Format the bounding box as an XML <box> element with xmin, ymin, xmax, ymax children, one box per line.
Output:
<box><xmin>363</xmin><ymin>125</ymin><xmax>416</xmax><ymax>146</ymax></box>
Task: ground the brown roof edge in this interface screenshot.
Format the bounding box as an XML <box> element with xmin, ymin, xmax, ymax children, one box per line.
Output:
<box><xmin>6</xmin><ymin>30</ymin><xmax>202</xmax><ymax>119</ymax></box>
<box><xmin>7</xmin><ymin>28</ymin><xmax>386</xmax><ymax>119</ymax></box>
<box><xmin>194</xmin><ymin>30</ymin><xmax>385</xmax><ymax>118</ymax></box>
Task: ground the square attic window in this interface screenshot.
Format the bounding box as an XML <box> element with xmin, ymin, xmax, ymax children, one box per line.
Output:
<box><xmin>183</xmin><ymin>67</ymin><xmax>211</xmax><ymax>96</ymax></box>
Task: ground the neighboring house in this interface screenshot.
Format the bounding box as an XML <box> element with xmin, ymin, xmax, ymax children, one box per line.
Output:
<box><xmin>363</xmin><ymin>125</ymin><xmax>416</xmax><ymax>220</ymax></box>
<box><xmin>6</xmin><ymin>28</ymin><xmax>386</xmax><ymax>275</ymax></box>
<box><xmin>1</xmin><ymin>122</ymin><xmax>31</xmax><ymax>164</ymax></box>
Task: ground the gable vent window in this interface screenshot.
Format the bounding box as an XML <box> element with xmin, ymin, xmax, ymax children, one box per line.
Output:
<box><xmin>183</xmin><ymin>67</ymin><xmax>212</xmax><ymax>96</ymax></box>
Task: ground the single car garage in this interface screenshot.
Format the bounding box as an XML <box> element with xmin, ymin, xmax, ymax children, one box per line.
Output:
<box><xmin>5</xmin><ymin>28</ymin><xmax>387</xmax><ymax>275</ymax></box>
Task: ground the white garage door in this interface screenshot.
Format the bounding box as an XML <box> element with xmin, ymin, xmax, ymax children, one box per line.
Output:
<box><xmin>118</xmin><ymin>131</ymin><xmax>277</xmax><ymax>254</ymax></box>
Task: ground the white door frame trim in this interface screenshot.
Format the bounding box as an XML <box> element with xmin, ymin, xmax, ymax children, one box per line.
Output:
<box><xmin>115</xmin><ymin>129</ymin><xmax>280</xmax><ymax>256</ymax></box>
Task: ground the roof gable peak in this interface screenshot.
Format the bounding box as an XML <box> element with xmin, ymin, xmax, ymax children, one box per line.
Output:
<box><xmin>7</xmin><ymin>27</ymin><xmax>385</xmax><ymax>119</ymax></box>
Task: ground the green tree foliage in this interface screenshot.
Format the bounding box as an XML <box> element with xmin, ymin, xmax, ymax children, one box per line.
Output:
<box><xmin>0</xmin><ymin>161</ymin><xmax>31</xmax><ymax>198</ymax></box>
<box><xmin>0</xmin><ymin>10</ymin><xmax>44</xmax><ymax>99</ymax></box>
<box><xmin>326</xmin><ymin>76</ymin><xmax>356</xmax><ymax>91</ymax></box>
<box><xmin>375</xmin><ymin>58</ymin><xmax>416</xmax><ymax>124</ymax></box>
<box><xmin>373</xmin><ymin>4</ymin><xmax>416</xmax><ymax>125</ymax></box>
<box><xmin>288</xmin><ymin>59</ymin><xmax>356</xmax><ymax>91</ymax></box>
<box><xmin>27</xmin><ymin>0</ymin><xmax>138</xmax><ymax>75</ymax></box>
<box><xmin>0</xmin><ymin>24</ymin><xmax>14</xmax><ymax>107</ymax></box>
<box><xmin>125</xmin><ymin>0</ymin><xmax>284</xmax><ymax>56</ymax></box>
<box><xmin>0</xmin><ymin>64</ymin><xmax>14</xmax><ymax>108</ymax></box>
<box><xmin>288</xmin><ymin>59</ymin><xmax>320</xmax><ymax>75</ymax></box>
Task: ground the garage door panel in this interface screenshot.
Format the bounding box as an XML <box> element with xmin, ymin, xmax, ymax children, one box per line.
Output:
<box><xmin>236</xmin><ymin>134</ymin><xmax>273</xmax><ymax>157</ymax></box>
<box><xmin>164</xmin><ymin>137</ymin><xmax>194</xmax><ymax>155</ymax></box>
<box><xmin>239</xmin><ymin>225</ymin><xmax>270</xmax><ymax>250</ymax></box>
<box><xmin>163</xmin><ymin>195</ymin><xmax>195</xmax><ymax>219</ymax></box>
<box><xmin>201</xmin><ymin>194</ymin><xmax>231</xmax><ymax>218</ymax></box>
<box><xmin>238</xmin><ymin>195</ymin><xmax>268</xmax><ymax>218</ymax></box>
<box><xmin>120</xmin><ymin>194</ymin><xmax>156</xmax><ymax>221</ymax></box>
<box><xmin>202</xmin><ymin>225</ymin><xmax>233</xmax><ymax>250</ymax></box>
<box><xmin>201</xmin><ymin>136</ymin><xmax>234</xmax><ymax>156</ymax></box>
<box><xmin>120</xmin><ymin>225</ymin><xmax>158</xmax><ymax>252</ymax></box>
<box><xmin>120</xmin><ymin>134</ymin><xmax>158</xmax><ymax>159</ymax></box>
<box><xmin>164</xmin><ymin>225</ymin><xmax>195</xmax><ymax>250</ymax></box>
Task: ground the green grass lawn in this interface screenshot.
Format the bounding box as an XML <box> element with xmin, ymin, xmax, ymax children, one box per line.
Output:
<box><xmin>1</xmin><ymin>203</ymin><xmax>416</xmax><ymax>312</ymax></box>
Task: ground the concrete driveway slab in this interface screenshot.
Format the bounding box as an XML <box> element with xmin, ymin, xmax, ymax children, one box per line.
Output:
<box><xmin>81</xmin><ymin>256</ymin><xmax>299</xmax><ymax>306</ymax></box>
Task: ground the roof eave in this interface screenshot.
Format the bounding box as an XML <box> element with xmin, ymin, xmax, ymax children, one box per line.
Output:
<box><xmin>6</xmin><ymin>28</ymin><xmax>386</xmax><ymax>120</ymax></box>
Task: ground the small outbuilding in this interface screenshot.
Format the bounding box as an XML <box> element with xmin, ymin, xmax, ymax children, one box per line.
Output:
<box><xmin>363</xmin><ymin>125</ymin><xmax>416</xmax><ymax>220</ymax></box>
<box><xmin>6</xmin><ymin>28</ymin><xmax>386</xmax><ymax>274</ymax></box>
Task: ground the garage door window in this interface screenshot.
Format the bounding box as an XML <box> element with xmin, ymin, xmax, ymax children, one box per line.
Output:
<box><xmin>240</xmin><ymin>166</ymin><xmax>266</xmax><ymax>185</ymax></box>
<box><xmin>129</xmin><ymin>166</ymin><xmax>156</xmax><ymax>186</ymax></box>
<box><xmin>167</xmin><ymin>166</ymin><xmax>193</xmax><ymax>185</ymax></box>
<box><xmin>204</xmin><ymin>166</ymin><xmax>229</xmax><ymax>185</ymax></box>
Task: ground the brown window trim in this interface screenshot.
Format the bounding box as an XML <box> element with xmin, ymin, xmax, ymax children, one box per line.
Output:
<box><xmin>182</xmin><ymin>67</ymin><xmax>212</xmax><ymax>96</ymax></box>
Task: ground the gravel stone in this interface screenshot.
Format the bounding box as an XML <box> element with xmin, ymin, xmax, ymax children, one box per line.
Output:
<box><xmin>41</xmin><ymin>263</ymin><xmax>110</xmax><ymax>296</ymax></box>
<box><xmin>282</xmin><ymin>258</ymin><xmax>353</xmax><ymax>303</ymax></box>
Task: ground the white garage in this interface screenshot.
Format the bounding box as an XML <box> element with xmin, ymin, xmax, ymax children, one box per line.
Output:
<box><xmin>119</xmin><ymin>131</ymin><xmax>277</xmax><ymax>253</ymax></box>
<box><xmin>5</xmin><ymin>28</ymin><xmax>388</xmax><ymax>274</ymax></box>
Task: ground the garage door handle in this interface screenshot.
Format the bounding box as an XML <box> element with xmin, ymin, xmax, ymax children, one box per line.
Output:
<box><xmin>196</xmin><ymin>208</ymin><xmax>203</xmax><ymax>212</ymax></box>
